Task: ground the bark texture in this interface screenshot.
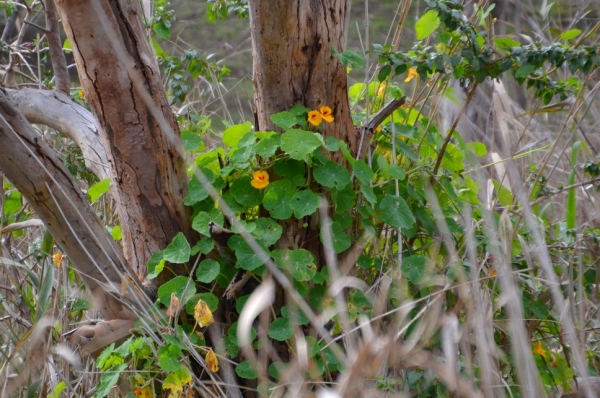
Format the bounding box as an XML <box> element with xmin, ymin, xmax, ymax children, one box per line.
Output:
<box><xmin>248</xmin><ymin>0</ymin><xmax>357</xmax><ymax>154</ymax></box>
<box><xmin>56</xmin><ymin>0</ymin><xmax>191</xmax><ymax>281</ymax></box>
<box><xmin>44</xmin><ymin>0</ymin><xmax>70</xmax><ymax>95</ymax></box>
<box><xmin>0</xmin><ymin>89</ymin><xmax>137</xmax><ymax>321</ymax></box>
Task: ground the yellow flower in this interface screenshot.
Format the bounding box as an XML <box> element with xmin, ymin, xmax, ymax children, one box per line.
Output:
<box><xmin>251</xmin><ymin>170</ymin><xmax>269</xmax><ymax>189</ymax></box>
<box><xmin>405</xmin><ymin>67</ymin><xmax>419</xmax><ymax>82</ymax></box>
<box><xmin>52</xmin><ymin>253</ymin><xmax>63</xmax><ymax>267</ymax></box>
<box><xmin>377</xmin><ymin>83</ymin><xmax>387</xmax><ymax>97</ymax></box>
<box><xmin>308</xmin><ymin>110</ymin><xmax>322</xmax><ymax>126</ymax></box>
<box><xmin>194</xmin><ymin>299</ymin><xmax>214</xmax><ymax>328</ymax></box>
<box><xmin>319</xmin><ymin>106</ymin><xmax>334</xmax><ymax>123</ymax></box>
<box><xmin>533</xmin><ymin>340</ymin><xmax>547</xmax><ymax>358</ymax></box>
<box><xmin>205</xmin><ymin>348</ymin><xmax>219</xmax><ymax>372</ymax></box>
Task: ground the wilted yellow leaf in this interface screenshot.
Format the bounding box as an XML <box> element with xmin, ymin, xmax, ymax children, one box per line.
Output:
<box><xmin>205</xmin><ymin>348</ymin><xmax>219</xmax><ymax>373</ymax></box>
<box><xmin>167</xmin><ymin>294</ymin><xmax>180</xmax><ymax>318</ymax></box>
<box><xmin>194</xmin><ymin>299</ymin><xmax>214</xmax><ymax>327</ymax></box>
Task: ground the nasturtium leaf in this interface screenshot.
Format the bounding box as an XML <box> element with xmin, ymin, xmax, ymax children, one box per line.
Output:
<box><xmin>181</xmin><ymin>130</ymin><xmax>203</xmax><ymax>152</ymax></box>
<box><xmin>271</xmin><ymin>111</ymin><xmax>304</xmax><ymax>130</ymax></box>
<box><xmin>379</xmin><ymin>195</ymin><xmax>415</xmax><ymax>229</ymax></box>
<box><xmin>236</xmin><ymin>360</ymin><xmax>258</xmax><ymax>379</ymax></box>
<box><xmin>263</xmin><ymin>179</ymin><xmax>296</xmax><ymax>219</ymax></box>
<box><xmin>324</xmin><ymin>136</ymin><xmax>341</xmax><ymax>151</ymax></box>
<box><xmin>153</xmin><ymin>22</ymin><xmax>170</xmax><ymax>40</ymax></box>
<box><xmin>230</xmin><ymin>220</ymin><xmax>256</xmax><ymax>234</ymax></box>
<box><xmin>95</xmin><ymin>364</ymin><xmax>127</xmax><ymax>398</ymax></box>
<box><xmin>274</xmin><ymin>159</ymin><xmax>306</xmax><ymax>186</ymax></box>
<box><xmin>272</xmin><ymin>249</ymin><xmax>317</xmax><ymax>281</ymax></box>
<box><xmin>401</xmin><ymin>255</ymin><xmax>428</xmax><ymax>284</ymax></box>
<box><xmin>388</xmin><ymin>165</ymin><xmax>406</xmax><ymax>180</ymax></box>
<box><xmin>146</xmin><ymin>250</ymin><xmax>165</xmax><ymax>280</ymax></box>
<box><xmin>531</xmin><ymin>300</ymin><xmax>550</xmax><ymax>319</ymax></box>
<box><xmin>158</xmin><ymin>344</ymin><xmax>182</xmax><ymax>371</ymax></box>
<box><xmin>223</xmin><ymin>122</ymin><xmax>252</xmax><ymax>148</ymax></box>
<box><xmin>560</xmin><ymin>28</ymin><xmax>581</xmax><ymax>41</ymax></box>
<box><xmin>192</xmin><ymin>236</ymin><xmax>214</xmax><ymax>255</ymax></box>
<box><xmin>290</xmin><ymin>190</ymin><xmax>320</xmax><ymax>218</ymax></box>
<box><xmin>231</xmin><ymin>176</ymin><xmax>263</xmax><ymax>208</ymax></box>
<box><xmin>313</xmin><ymin>161</ymin><xmax>351</xmax><ymax>189</ymax></box>
<box><xmin>157</xmin><ymin>276</ymin><xmax>196</xmax><ymax>307</ymax></box>
<box><xmin>184</xmin><ymin>170</ymin><xmax>215</xmax><ymax>205</ymax></box>
<box><xmin>253</xmin><ymin>218</ymin><xmax>283</xmax><ymax>246</ymax></box>
<box><xmin>269</xmin><ymin>362</ymin><xmax>289</xmax><ymax>380</ymax></box>
<box><xmin>163</xmin><ymin>232</ymin><xmax>191</xmax><ymax>264</ymax></box>
<box><xmin>331</xmin><ymin>185</ymin><xmax>357</xmax><ymax>212</ymax></box>
<box><xmin>228</xmin><ymin>235</ymin><xmax>270</xmax><ymax>270</ymax></box>
<box><xmin>196</xmin><ymin>259</ymin><xmax>220</xmax><ymax>283</ymax></box>
<box><xmin>236</xmin><ymin>294</ymin><xmax>251</xmax><ymax>313</ymax></box>
<box><xmin>163</xmin><ymin>367</ymin><xmax>192</xmax><ymax>395</ymax></box>
<box><xmin>281</xmin><ymin>305</ymin><xmax>310</xmax><ymax>326</ymax></box>
<box><xmin>333</xmin><ymin>212</ymin><xmax>352</xmax><ymax>229</ymax></box>
<box><xmin>415</xmin><ymin>10</ymin><xmax>441</xmax><ymax>40</ymax></box>
<box><xmin>192</xmin><ymin>209</ymin><xmax>224</xmax><ymax>236</ymax></box>
<box><xmin>222</xmin><ymin>191</ymin><xmax>245</xmax><ymax>214</ymax></box>
<box><xmin>361</xmin><ymin>185</ymin><xmax>378</xmax><ymax>205</ymax></box>
<box><xmin>185</xmin><ymin>292</ymin><xmax>219</xmax><ymax>315</ymax></box>
<box><xmin>280</xmin><ymin>129</ymin><xmax>324</xmax><ymax>160</ymax></box>
<box><xmin>321</xmin><ymin>221</ymin><xmax>351</xmax><ymax>253</ymax></box>
<box><xmin>332</xmin><ymin>46</ymin><xmax>366</xmax><ymax>69</ymax></box>
<box><xmin>268</xmin><ymin>317</ymin><xmax>294</xmax><ymax>341</ymax></box>
<box><xmin>353</xmin><ymin>160</ymin><xmax>373</xmax><ymax>183</ymax></box>
<box><xmin>255</xmin><ymin>134</ymin><xmax>280</xmax><ymax>158</ymax></box>
<box><xmin>229</xmin><ymin>140</ymin><xmax>255</xmax><ymax>165</ymax></box>
<box><xmin>88</xmin><ymin>178</ymin><xmax>111</xmax><ymax>203</ymax></box>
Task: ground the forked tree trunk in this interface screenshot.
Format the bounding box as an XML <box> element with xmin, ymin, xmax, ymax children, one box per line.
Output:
<box><xmin>55</xmin><ymin>0</ymin><xmax>191</xmax><ymax>282</ymax></box>
<box><xmin>249</xmin><ymin>0</ymin><xmax>357</xmax><ymax>155</ymax></box>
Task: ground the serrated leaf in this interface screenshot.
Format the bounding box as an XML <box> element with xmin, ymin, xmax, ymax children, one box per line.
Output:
<box><xmin>163</xmin><ymin>232</ymin><xmax>191</xmax><ymax>264</ymax></box>
<box><xmin>290</xmin><ymin>190</ymin><xmax>320</xmax><ymax>218</ymax></box>
<box><xmin>280</xmin><ymin>129</ymin><xmax>324</xmax><ymax>160</ymax></box>
<box><xmin>272</xmin><ymin>249</ymin><xmax>317</xmax><ymax>281</ymax></box>
<box><xmin>379</xmin><ymin>195</ymin><xmax>415</xmax><ymax>229</ymax></box>
<box><xmin>263</xmin><ymin>179</ymin><xmax>296</xmax><ymax>219</ymax></box>
<box><xmin>415</xmin><ymin>10</ymin><xmax>440</xmax><ymax>40</ymax></box>
<box><xmin>196</xmin><ymin>259</ymin><xmax>220</xmax><ymax>283</ymax></box>
<box><xmin>314</xmin><ymin>161</ymin><xmax>351</xmax><ymax>190</ymax></box>
<box><xmin>88</xmin><ymin>178</ymin><xmax>111</xmax><ymax>203</ymax></box>
<box><xmin>268</xmin><ymin>317</ymin><xmax>294</xmax><ymax>341</ymax></box>
<box><xmin>223</xmin><ymin>122</ymin><xmax>252</xmax><ymax>148</ymax></box>
<box><xmin>231</xmin><ymin>176</ymin><xmax>263</xmax><ymax>208</ymax></box>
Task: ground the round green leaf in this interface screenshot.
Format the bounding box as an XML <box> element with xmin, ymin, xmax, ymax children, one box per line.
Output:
<box><xmin>223</xmin><ymin>122</ymin><xmax>252</xmax><ymax>148</ymax></box>
<box><xmin>280</xmin><ymin>129</ymin><xmax>324</xmax><ymax>160</ymax></box>
<box><xmin>231</xmin><ymin>176</ymin><xmax>263</xmax><ymax>208</ymax></box>
<box><xmin>183</xmin><ymin>169</ymin><xmax>215</xmax><ymax>206</ymax></box>
<box><xmin>379</xmin><ymin>195</ymin><xmax>415</xmax><ymax>229</ymax></box>
<box><xmin>353</xmin><ymin>160</ymin><xmax>373</xmax><ymax>183</ymax></box>
<box><xmin>196</xmin><ymin>259</ymin><xmax>220</xmax><ymax>283</ymax></box>
<box><xmin>313</xmin><ymin>161</ymin><xmax>350</xmax><ymax>190</ymax></box>
<box><xmin>192</xmin><ymin>209</ymin><xmax>224</xmax><ymax>235</ymax></box>
<box><xmin>263</xmin><ymin>179</ymin><xmax>296</xmax><ymax>220</ymax></box>
<box><xmin>401</xmin><ymin>255</ymin><xmax>428</xmax><ymax>284</ymax></box>
<box><xmin>281</xmin><ymin>305</ymin><xmax>309</xmax><ymax>326</ymax></box>
<box><xmin>268</xmin><ymin>317</ymin><xmax>294</xmax><ymax>341</ymax></box>
<box><xmin>158</xmin><ymin>344</ymin><xmax>182</xmax><ymax>372</ymax></box>
<box><xmin>272</xmin><ymin>249</ymin><xmax>317</xmax><ymax>281</ymax></box>
<box><xmin>320</xmin><ymin>221</ymin><xmax>351</xmax><ymax>253</ymax></box>
<box><xmin>228</xmin><ymin>235</ymin><xmax>270</xmax><ymax>270</ymax></box>
<box><xmin>157</xmin><ymin>276</ymin><xmax>196</xmax><ymax>307</ymax></box>
<box><xmin>163</xmin><ymin>232</ymin><xmax>191</xmax><ymax>264</ymax></box>
<box><xmin>236</xmin><ymin>360</ymin><xmax>258</xmax><ymax>379</ymax></box>
<box><xmin>255</xmin><ymin>135</ymin><xmax>280</xmax><ymax>158</ymax></box>
<box><xmin>253</xmin><ymin>218</ymin><xmax>283</xmax><ymax>246</ymax></box>
<box><xmin>290</xmin><ymin>190</ymin><xmax>320</xmax><ymax>218</ymax></box>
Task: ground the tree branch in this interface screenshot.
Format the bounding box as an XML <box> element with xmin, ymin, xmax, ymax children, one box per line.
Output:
<box><xmin>43</xmin><ymin>0</ymin><xmax>70</xmax><ymax>94</ymax></box>
<box><xmin>356</xmin><ymin>96</ymin><xmax>406</xmax><ymax>160</ymax></box>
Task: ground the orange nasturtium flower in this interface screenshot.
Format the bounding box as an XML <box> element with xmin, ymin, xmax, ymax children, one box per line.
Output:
<box><xmin>205</xmin><ymin>348</ymin><xmax>219</xmax><ymax>372</ymax></box>
<box><xmin>52</xmin><ymin>253</ymin><xmax>63</xmax><ymax>267</ymax></box>
<box><xmin>251</xmin><ymin>170</ymin><xmax>269</xmax><ymax>189</ymax></box>
<box><xmin>405</xmin><ymin>67</ymin><xmax>419</xmax><ymax>82</ymax></box>
<box><xmin>533</xmin><ymin>340</ymin><xmax>547</xmax><ymax>358</ymax></box>
<box><xmin>320</xmin><ymin>106</ymin><xmax>334</xmax><ymax>122</ymax></box>
<box><xmin>308</xmin><ymin>110</ymin><xmax>323</xmax><ymax>126</ymax></box>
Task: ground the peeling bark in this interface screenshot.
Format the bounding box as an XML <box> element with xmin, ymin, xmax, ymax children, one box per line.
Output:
<box><xmin>248</xmin><ymin>0</ymin><xmax>357</xmax><ymax>156</ymax></box>
<box><xmin>55</xmin><ymin>0</ymin><xmax>192</xmax><ymax>281</ymax></box>
<box><xmin>8</xmin><ymin>88</ymin><xmax>110</xmax><ymax>181</ymax></box>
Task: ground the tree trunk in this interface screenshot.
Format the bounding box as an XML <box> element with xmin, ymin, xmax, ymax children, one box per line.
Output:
<box><xmin>55</xmin><ymin>0</ymin><xmax>192</xmax><ymax>282</ymax></box>
<box><xmin>248</xmin><ymin>0</ymin><xmax>357</xmax><ymax>155</ymax></box>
